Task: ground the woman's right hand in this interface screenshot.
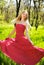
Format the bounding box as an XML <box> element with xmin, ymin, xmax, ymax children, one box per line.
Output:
<box><xmin>5</xmin><ymin>37</ymin><xmax>10</xmax><ymax>40</ymax></box>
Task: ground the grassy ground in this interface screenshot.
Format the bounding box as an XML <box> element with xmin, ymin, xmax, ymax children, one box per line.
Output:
<box><xmin>0</xmin><ymin>24</ymin><xmax>44</xmax><ymax>65</ymax></box>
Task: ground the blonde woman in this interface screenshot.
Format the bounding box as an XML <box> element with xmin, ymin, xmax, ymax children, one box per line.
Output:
<box><xmin>0</xmin><ymin>10</ymin><xmax>44</xmax><ymax>65</ymax></box>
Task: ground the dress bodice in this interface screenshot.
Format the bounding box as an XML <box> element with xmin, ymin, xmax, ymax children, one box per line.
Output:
<box><xmin>16</xmin><ymin>24</ymin><xmax>26</xmax><ymax>37</ymax></box>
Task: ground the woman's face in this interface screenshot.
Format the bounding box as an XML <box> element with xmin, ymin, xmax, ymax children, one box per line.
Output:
<box><xmin>21</xmin><ymin>11</ymin><xmax>28</xmax><ymax>20</ymax></box>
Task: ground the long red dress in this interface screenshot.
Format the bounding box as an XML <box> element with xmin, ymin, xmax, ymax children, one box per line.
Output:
<box><xmin>0</xmin><ymin>24</ymin><xmax>44</xmax><ymax>65</ymax></box>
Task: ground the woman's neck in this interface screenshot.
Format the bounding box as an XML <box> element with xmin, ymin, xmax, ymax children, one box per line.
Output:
<box><xmin>21</xmin><ymin>18</ymin><xmax>25</xmax><ymax>21</ymax></box>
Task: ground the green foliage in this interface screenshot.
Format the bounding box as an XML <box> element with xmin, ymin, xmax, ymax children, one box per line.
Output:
<box><xmin>29</xmin><ymin>25</ymin><xmax>44</xmax><ymax>48</ymax></box>
<box><xmin>0</xmin><ymin>24</ymin><xmax>44</xmax><ymax>65</ymax></box>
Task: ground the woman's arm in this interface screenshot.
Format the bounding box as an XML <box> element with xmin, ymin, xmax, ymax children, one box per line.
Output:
<box><xmin>25</xmin><ymin>27</ymin><xmax>30</xmax><ymax>40</ymax></box>
<box><xmin>7</xmin><ymin>19</ymin><xmax>16</xmax><ymax>38</ymax></box>
<box><xmin>25</xmin><ymin>28</ymin><xmax>33</xmax><ymax>45</ymax></box>
<box><xmin>7</xmin><ymin>26</ymin><xmax>16</xmax><ymax>38</ymax></box>
<box><xmin>26</xmin><ymin>20</ymin><xmax>31</xmax><ymax>30</ymax></box>
<box><xmin>25</xmin><ymin>21</ymin><xmax>33</xmax><ymax>45</ymax></box>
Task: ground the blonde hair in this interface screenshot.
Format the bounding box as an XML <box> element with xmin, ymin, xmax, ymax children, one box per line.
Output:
<box><xmin>16</xmin><ymin>10</ymin><xmax>28</xmax><ymax>22</ymax></box>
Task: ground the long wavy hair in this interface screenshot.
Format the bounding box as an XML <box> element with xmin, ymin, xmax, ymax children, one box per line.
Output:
<box><xmin>16</xmin><ymin>10</ymin><xmax>28</xmax><ymax>22</ymax></box>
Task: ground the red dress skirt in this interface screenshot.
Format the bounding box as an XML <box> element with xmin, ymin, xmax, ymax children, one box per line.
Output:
<box><xmin>0</xmin><ymin>24</ymin><xmax>44</xmax><ymax>65</ymax></box>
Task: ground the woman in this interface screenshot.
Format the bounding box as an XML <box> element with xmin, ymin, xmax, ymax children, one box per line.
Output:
<box><xmin>0</xmin><ymin>10</ymin><xmax>44</xmax><ymax>65</ymax></box>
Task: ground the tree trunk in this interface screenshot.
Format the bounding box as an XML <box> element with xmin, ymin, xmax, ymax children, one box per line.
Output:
<box><xmin>16</xmin><ymin>0</ymin><xmax>21</xmax><ymax>17</ymax></box>
<box><xmin>33</xmin><ymin>0</ymin><xmax>39</xmax><ymax>30</ymax></box>
<box><xmin>28</xmin><ymin>0</ymin><xmax>31</xmax><ymax>22</ymax></box>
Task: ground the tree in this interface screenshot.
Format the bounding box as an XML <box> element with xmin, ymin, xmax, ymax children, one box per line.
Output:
<box><xmin>0</xmin><ymin>0</ymin><xmax>6</xmax><ymax>14</ymax></box>
<box><xmin>16</xmin><ymin>0</ymin><xmax>21</xmax><ymax>17</ymax></box>
<box><xmin>33</xmin><ymin>0</ymin><xmax>40</xmax><ymax>30</ymax></box>
<box><xmin>4</xmin><ymin>0</ymin><xmax>16</xmax><ymax>22</ymax></box>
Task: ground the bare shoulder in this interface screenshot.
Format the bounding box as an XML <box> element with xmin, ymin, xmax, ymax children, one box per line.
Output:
<box><xmin>26</xmin><ymin>20</ymin><xmax>29</xmax><ymax>24</ymax></box>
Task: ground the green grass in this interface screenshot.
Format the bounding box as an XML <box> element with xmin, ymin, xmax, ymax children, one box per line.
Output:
<box><xmin>0</xmin><ymin>24</ymin><xmax>44</xmax><ymax>65</ymax></box>
<box><xmin>0</xmin><ymin>24</ymin><xmax>16</xmax><ymax>40</ymax></box>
